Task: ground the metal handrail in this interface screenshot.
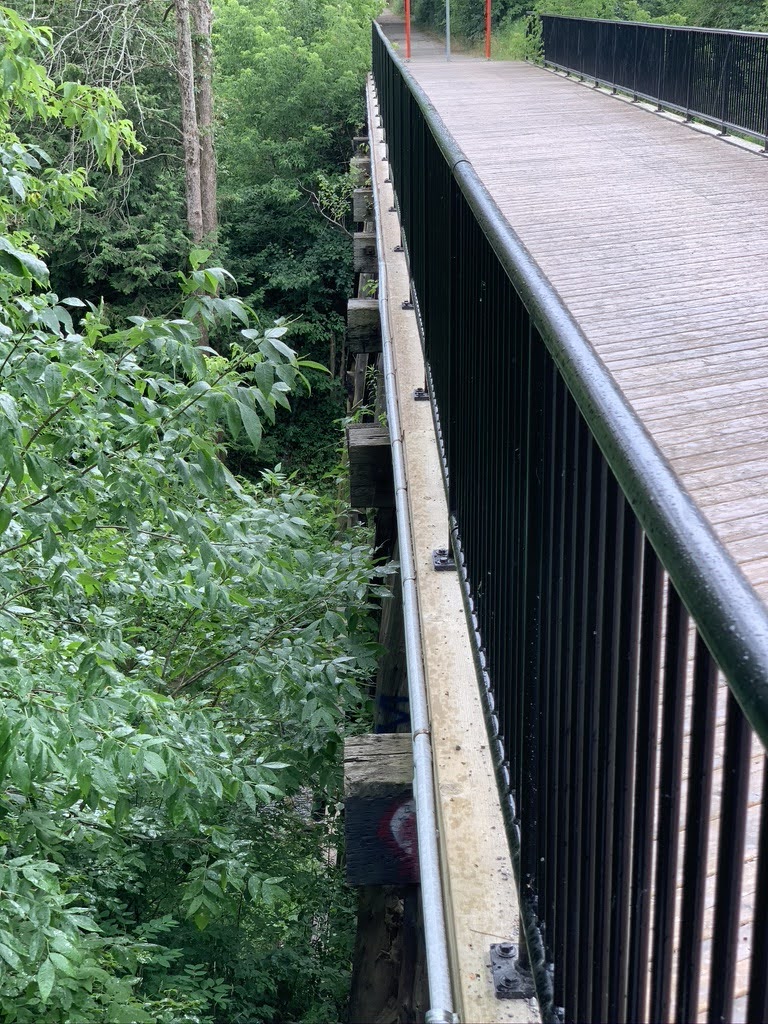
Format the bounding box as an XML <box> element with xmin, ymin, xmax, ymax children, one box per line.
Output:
<box><xmin>537</xmin><ymin>14</ymin><xmax>768</xmax><ymax>143</ymax></box>
<box><xmin>539</xmin><ymin>12</ymin><xmax>768</xmax><ymax>40</ymax></box>
<box><xmin>373</xmin><ymin>19</ymin><xmax>768</xmax><ymax>750</ymax></box>
<box><xmin>372</xmin><ymin>18</ymin><xmax>768</xmax><ymax>1023</ymax></box>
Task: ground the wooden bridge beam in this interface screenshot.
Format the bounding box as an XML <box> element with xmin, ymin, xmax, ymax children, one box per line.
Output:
<box><xmin>347</xmin><ymin>297</ymin><xmax>381</xmax><ymax>354</ymax></box>
<box><xmin>346</xmin><ymin>423</ymin><xmax>394</xmax><ymax>509</ymax></box>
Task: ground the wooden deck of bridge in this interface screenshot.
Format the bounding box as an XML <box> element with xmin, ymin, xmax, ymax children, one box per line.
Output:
<box><xmin>378</xmin><ymin>13</ymin><xmax>767</xmax><ymax>1024</ymax></box>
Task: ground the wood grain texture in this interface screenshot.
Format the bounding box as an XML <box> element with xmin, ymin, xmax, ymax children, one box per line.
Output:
<box><xmin>346</xmin><ymin>423</ymin><xmax>394</xmax><ymax>509</ymax></box>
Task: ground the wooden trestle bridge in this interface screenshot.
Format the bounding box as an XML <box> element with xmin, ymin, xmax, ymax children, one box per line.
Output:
<box><xmin>346</xmin><ymin>12</ymin><xmax>768</xmax><ymax>1024</ymax></box>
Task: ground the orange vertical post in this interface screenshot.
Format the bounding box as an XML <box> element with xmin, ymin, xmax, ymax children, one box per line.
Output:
<box><xmin>405</xmin><ymin>0</ymin><xmax>412</xmax><ymax>58</ymax></box>
<box><xmin>485</xmin><ymin>0</ymin><xmax>492</xmax><ymax>59</ymax></box>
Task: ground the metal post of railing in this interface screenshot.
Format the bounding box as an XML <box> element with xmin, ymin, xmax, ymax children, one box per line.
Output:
<box><xmin>445</xmin><ymin>0</ymin><xmax>451</xmax><ymax>60</ymax></box>
<box><xmin>685</xmin><ymin>29</ymin><xmax>694</xmax><ymax>119</ymax></box>
<box><xmin>721</xmin><ymin>36</ymin><xmax>733</xmax><ymax>132</ymax></box>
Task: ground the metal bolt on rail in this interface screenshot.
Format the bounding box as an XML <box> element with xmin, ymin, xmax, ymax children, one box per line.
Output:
<box><xmin>432</xmin><ymin>548</ymin><xmax>456</xmax><ymax>572</ymax></box>
<box><xmin>489</xmin><ymin>942</ymin><xmax>536</xmax><ymax>1000</ymax></box>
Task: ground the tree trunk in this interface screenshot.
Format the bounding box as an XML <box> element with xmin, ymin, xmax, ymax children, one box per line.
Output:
<box><xmin>190</xmin><ymin>0</ymin><xmax>217</xmax><ymax>238</ymax></box>
<box><xmin>174</xmin><ymin>0</ymin><xmax>204</xmax><ymax>243</ymax></box>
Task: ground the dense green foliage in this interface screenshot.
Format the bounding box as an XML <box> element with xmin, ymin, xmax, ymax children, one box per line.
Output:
<box><xmin>213</xmin><ymin>0</ymin><xmax>383</xmax><ymax>479</ymax></box>
<box><xmin>16</xmin><ymin>0</ymin><xmax>383</xmax><ymax>482</ymax></box>
<box><xmin>0</xmin><ymin>8</ymin><xmax>381</xmax><ymax>1021</ymax></box>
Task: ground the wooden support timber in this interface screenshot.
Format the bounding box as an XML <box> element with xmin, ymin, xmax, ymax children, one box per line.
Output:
<box><xmin>353</xmin><ymin>187</ymin><xmax>374</xmax><ymax>222</ymax></box>
<box><xmin>346</xmin><ymin>423</ymin><xmax>394</xmax><ymax>509</ymax></box>
<box><xmin>344</xmin><ymin>733</ymin><xmax>417</xmax><ymax>886</ymax></box>
<box><xmin>350</xmin><ymin>154</ymin><xmax>371</xmax><ymax>186</ymax></box>
<box><xmin>353</xmin><ymin>231</ymin><xmax>377</xmax><ymax>274</ymax></box>
<box><xmin>347</xmin><ymin>297</ymin><xmax>381</xmax><ymax>354</ymax></box>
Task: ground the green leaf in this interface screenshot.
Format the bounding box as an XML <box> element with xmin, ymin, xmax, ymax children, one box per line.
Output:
<box><xmin>49</xmin><ymin>951</ymin><xmax>76</xmax><ymax>975</ymax></box>
<box><xmin>247</xmin><ymin>875</ymin><xmax>261</xmax><ymax>899</ymax></box>
<box><xmin>7</xmin><ymin>176</ymin><xmax>25</xmax><ymax>200</ymax></box>
<box><xmin>0</xmin><ymin>250</ymin><xmax>24</xmax><ymax>277</ymax></box>
<box><xmin>37</xmin><ymin>958</ymin><xmax>55</xmax><ymax>1002</ymax></box>
<box><xmin>237</xmin><ymin>401</ymin><xmax>262</xmax><ymax>452</ymax></box>
<box><xmin>2</xmin><ymin>57</ymin><xmax>18</xmax><ymax>89</ymax></box>
<box><xmin>41</xmin><ymin>526</ymin><xmax>58</xmax><ymax>561</ymax></box>
<box><xmin>0</xmin><ymin>943</ymin><xmax>21</xmax><ymax>970</ymax></box>
<box><xmin>0</xmin><ymin>238</ymin><xmax>48</xmax><ymax>284</ymax></box>
<box><xmin>189</xmin><ymin>248</ymin><xmax>212</xmax><ymax>271</ymax></box>
<box><xmin>142</xmin><ymin>751</ymin><xmax>167</xmax><ymax>778</ymax></box>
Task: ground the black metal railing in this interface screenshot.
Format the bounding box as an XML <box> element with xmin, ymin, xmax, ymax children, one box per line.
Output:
<box><xmin>372</xmin><ymin>20</ymin><xmax>768</xmax><ymax>1024</ymax></box>
<box><xmin>539</xmin><ymin>14</ymin><xmax>768</xmax><ymax>144</ymax></box>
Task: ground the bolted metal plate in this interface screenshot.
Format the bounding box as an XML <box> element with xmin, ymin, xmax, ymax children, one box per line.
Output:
<box><xmin>413</xmin><ymin>388</ymin><xmax>429</xmax><ymax>402</ymax></box>
<box><xmin>489</xmin><ymin>942</ymin><xmax>536</xmax><ymax>1000</ymax></box>
<box><xmin>432</xmin><ymin>548</ymin><xmax>456</xmax><ymax>572</ymax></box>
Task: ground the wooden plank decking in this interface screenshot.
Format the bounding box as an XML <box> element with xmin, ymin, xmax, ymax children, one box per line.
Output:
<box><xmin>378</xmin><ymin>14</ymin><xmax>768</xmax><ymax>1024</ymax></box>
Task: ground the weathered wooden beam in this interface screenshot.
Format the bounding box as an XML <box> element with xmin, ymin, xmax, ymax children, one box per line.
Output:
<box><xmin>344</xmin><ymin>733</ymin><xmax>417</xmax><ymax>886</ymax></box>
<box><xmin>353</xmin><ymin>231</ymin><xmax>377</xmax><ymax>274</ymax></box>
<box><xmin>353</xmin><ymin>187</ymin><xmax>373</xmax><ymax>222</ymax></box>
<box><xmin>346</xmin><ymin>423</ymin><xmax>394</xmax><ymax>509</ymax></box>
<box><xmin>347</xmin><ymin>886</ymin><xmax>428</xmax><ymax>1024</ymax></box>
<box><xmin>347</xmin><ymin>297</ymin><xmax>381</xmax><ymax>355</ymax></box>
<box><xmin>350</xmin><ymin>154</ymin><xmax>371</xmax><ymax>186</ymax></box>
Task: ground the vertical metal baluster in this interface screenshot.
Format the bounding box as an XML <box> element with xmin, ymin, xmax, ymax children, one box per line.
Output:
<box><xmin>575</xmin><ymin>436</ymin><xmax>600</xmax><ymax>1022</ymax></box>
<box><xmin>649</xmin><ymin>584</ymin><xmax>688</xmax><ymax>1023</ymax></box>
<box><xmin>626</xmin><ymin>543</ymin><xmax>664</xmax><ymax>1023</ymax></box>
<box><xmin>519</xmin><ymin>317</ymin><xmax>545</xmax><ymax>933</ymax></box>
<box><xmin>607</xmin><ymin>514</ymin><xmax>643</xmax><ymax>1022</ymax></box>
<box><xmin>685</xmin><ymin>29</ymin><xmax>694</xmax><ymax>119</ymax></box>
<box><xmin>675</xmin><ymin>635</ymin><xmax>718</xmax><ymax>1023</ymax></box>
<box><xmin>512</xmin><ymin>293</ymin><xmax>529</xmax><ymax>803</ymax></box>
<box><xmin>581</xmin><ymin>456</ymin><xmax>608</xmax><ymax>1018</ymax></box>
<box><xmin>542</xmin><ymin>362</ymin><xmax>561</xmax><ymax>975</ymax></box>
<box><xmin>747</xmin><ymin>758</ymin><xmax>768</xmax><ymax>1024</ymax></box>
<box><xmin>590</xmin><ymin>466</ymin><xmax>620</xmax><ymax>1022</ymax></box>
<box><xmin>707</xmin><ymin>692</ymin><xmax>751</xmax><ymax>1024</ymax></box>
<box><xmin>589</xmin><ymin>468</ymin><xmax>618</xmax><ymax>1019</ymax></box>
<box><xmin>563</xmin><ymin>411</ymin><xmax>588</xmax><ymax>1021</ymax></box>
<box><xmin>553</xmin><ymin>388</ymin><xmax>574</xmax><ymax>1014</ymax></box>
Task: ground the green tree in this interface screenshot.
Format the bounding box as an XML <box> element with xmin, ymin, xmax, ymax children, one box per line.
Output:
<box><xmin>0</xmin><ymin>9</ymin><xmax>381</xmax><ymax>1021</ymax></box>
